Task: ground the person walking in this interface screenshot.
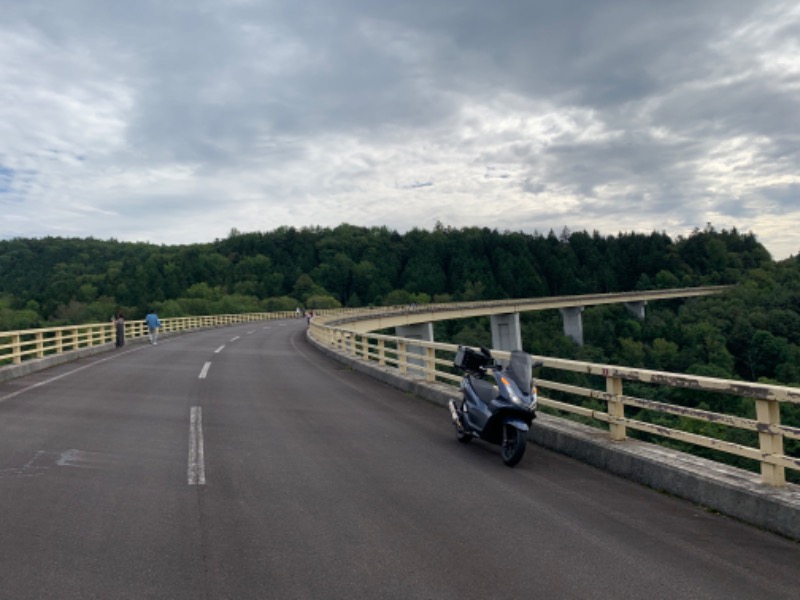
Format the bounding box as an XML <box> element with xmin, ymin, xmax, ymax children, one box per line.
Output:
<box><xmin>145</xmin><ymin>309</ymin><xmax>162</xmax><ymax>345</ymax></box>
<box><xmin>115</xmin><ymin>312</ymin><xmax>125</xmax><ymax>347</ymax></box>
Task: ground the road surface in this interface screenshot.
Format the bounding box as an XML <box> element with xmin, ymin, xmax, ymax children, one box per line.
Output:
<box><xmin>0</xmin><ymin>319</ymin><xmax>798</xmax><ymax>599</ymax></box>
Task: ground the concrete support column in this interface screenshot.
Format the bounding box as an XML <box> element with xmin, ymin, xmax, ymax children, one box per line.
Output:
<box><xmin>395</xmin><ymin>322</ymin><xmax>434</xmax><ymax>374</ymax></box>
<box><xmin>625</xmin><ymin>300</ymin><xmax>647</xmax><ymax>320</ymax></box>
<box><xmin>490</xmin><ymin>313</ymin><xmax>522</xmax><ymax>352</ymax></box>
<box><xmin>559</xmin><ymin>306</ymin><xmax>585</xmax><ymax>346</ymax></box>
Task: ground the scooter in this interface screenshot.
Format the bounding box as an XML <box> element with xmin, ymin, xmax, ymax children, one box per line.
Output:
<box><xmin>448</xmin><ymin>346</ymin><xmax>542</xmax><ymax>467</ymax></box>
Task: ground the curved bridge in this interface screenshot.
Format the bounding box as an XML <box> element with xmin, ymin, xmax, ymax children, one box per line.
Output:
<box><xmin>307</xmin><ymin>286</ymin><xmax>800</xmax><ymax>539</ymax></box>
<box><xmin>0</xmin><ymin>290</ymin><xmax>798</xmax><ymax>598</ymax></box>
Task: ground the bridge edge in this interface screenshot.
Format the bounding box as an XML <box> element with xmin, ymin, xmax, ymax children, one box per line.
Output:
<box><xmin>305</xmin><ymin>330</ymin><xmax>800</xmax><ymax>541</ymax></box>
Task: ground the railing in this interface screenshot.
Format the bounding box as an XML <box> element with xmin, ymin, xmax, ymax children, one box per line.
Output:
<box><xmin>4</xmin><ymin>297</ymin><xmax>798</xmax><ymax>488</ymax></box>
<box><xmin>0</xmin><ymin>312</ymin><xmax>300</xmax><ymax>366</ymax></box>
<box><xmin>309</xmin><ymin>317</ymin><xmax>800</xmax><ymax>488</ymax></box>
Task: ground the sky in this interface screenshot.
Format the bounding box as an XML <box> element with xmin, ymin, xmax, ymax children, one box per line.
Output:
<box><xmin>1</xmin><ymin>0</ymin><xmax>799</xmax><ymax>260</ymax></box>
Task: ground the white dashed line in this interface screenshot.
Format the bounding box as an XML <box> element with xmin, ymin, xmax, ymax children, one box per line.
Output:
<box><xmin>198</xmin><ymin>362</ymin><xmax>211</xmax><ymax>379</ymax></box>
<box><xmin>188</xmin><ymin>406</ymin><xmax>206</xmax><ymax>485</ymax></box>
<box><xmin>214</xmin><ymin>345</ymin><xmax>225</xmax><ymax>354</ymax></box>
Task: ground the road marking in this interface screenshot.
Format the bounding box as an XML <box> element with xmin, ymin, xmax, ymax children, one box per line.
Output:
<box><xmin>0</xmin><ymin>451</ymin><xmax>47</xmax><ymax>478</ymax></box>
<box><xmin>55</xmin><ymin>449</ymin><xmax>113</xmax><ymax>469</ymax></box>
<box><xmin>188</xmin><ymin>406</ymin><xmax>206</xmax><ymax>485</ymax></box>
<box><xmin>246</xmin><ymin>330</ymin><xmax>256</xmax><ymax>335</ymax></box>
<box><xmin>198</xmin><ymin>362</ymin><xmax>212</xmax><ymax>379</ymax></box>
<box><xmin>2</xmin><ymin>449</ymin><xmax>118</xmax><ymax>478</ymax></box>
<box><xmin>230</xmin><ymin>336</ymin><xmax>240</xmax><ymax>342</ymax></box>
<box><xmin>0</xmin><ymin>346</ymin><xmax>146</xmax><ymax>405</ymax></box>
<box><xmin>214</xmin><ymin>345</ymin><xmax>225</xmax><ymax>354</ymax></box>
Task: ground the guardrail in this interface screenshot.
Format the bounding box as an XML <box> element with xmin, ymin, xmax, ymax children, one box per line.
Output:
<box><xmin>4</xmin><ymin>295</ymin><xmax>798</xmax><ymax>488</ymax></box>
<box><xmin>309</xmin><ymin>316</ymin><xmax>800</xmax><ymax>487</ymax></box>
<box><xmin>0</xmin><ymin>312</ymin><xmax>300</xmax><ymax>366</ymax></box>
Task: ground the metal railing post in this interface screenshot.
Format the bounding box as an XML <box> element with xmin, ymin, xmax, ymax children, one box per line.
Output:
<box><xmin>425</xmin><ymin>346</ymin><xmax>436</xmax><ymax>382</ymax></box>
<box><xmin>12</xmin><ymin>333</ymin><xmax>21</xmax><ymax>364</ymax></box>
<box><xmin>606</xmin><ymin>374</ymin><xmax>626</xmax><ymax>441</ymax></box>
<box><xmin>398</xmin><ymin>341</ymin><xmax>407</xmax><ymax>374</ymax></box>
<box><xmin>756</xmin><ymin>398</ymin><xmax>786</xmax><ymax>486</ymax></box>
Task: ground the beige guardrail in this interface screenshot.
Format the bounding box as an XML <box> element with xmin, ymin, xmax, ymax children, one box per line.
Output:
<box><xmin>0</xmin><ymin>312</ymin><xmax>300</xmax><ymax>366</ymax></box>
<box><xmin>3</xmin><ymin>291</ymin><xmax>798</xmax><ymax>487</ymax></box>
<box><xmin>308</xmin><ymin>307</ymin><xmax>800</xmax><ymax>488</ymax></box>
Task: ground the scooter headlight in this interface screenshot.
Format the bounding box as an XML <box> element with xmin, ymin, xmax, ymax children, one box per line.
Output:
<box><xmin>502</xmin><ymin>376</ymin><xmax>528</xmax><ymax>408</ymax></box>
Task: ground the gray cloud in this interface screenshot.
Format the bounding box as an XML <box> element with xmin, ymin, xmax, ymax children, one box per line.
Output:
<box><xmin>1</xmin><ymin>0</ymin><xmax>798</xmax><ymax>259</ymax></box>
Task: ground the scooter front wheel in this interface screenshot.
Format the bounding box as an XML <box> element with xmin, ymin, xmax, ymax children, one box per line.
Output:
<box><xmin>501</xmin><ymin>425</ymin><xmax>527</xmax><ymax>467</ymax></box>
<box><xmin>456</xmin><ymin>426</ymin><xmax>473</xmax><ymax>444</ymax></box>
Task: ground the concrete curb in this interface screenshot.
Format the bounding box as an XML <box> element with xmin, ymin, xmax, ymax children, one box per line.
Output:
<box><xmin>308</xmin><ymin>333</ymin><xmax>800</xmax><ymax>541</ymax></box>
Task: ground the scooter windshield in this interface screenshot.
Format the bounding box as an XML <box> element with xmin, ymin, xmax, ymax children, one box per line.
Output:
<box><xmin>506</xmin><ymin>350</ymin><xmax>533</xmax><ymax>391</ymax></box>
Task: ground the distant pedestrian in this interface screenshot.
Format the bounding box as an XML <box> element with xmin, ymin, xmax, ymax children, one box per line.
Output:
<box><xmin>296</xmin><ymin>306</ymin><xmax>302</xmax><ymax>318</ymax></box>
<box><xmin>145</xmin><ymin>309</ymin><xmax>162</xmax><ymax>345</ymax></box>
<box><xmin>115</xmin><ymin>312</ymin><xmax>125</xmax><ymax>347</ymax></box>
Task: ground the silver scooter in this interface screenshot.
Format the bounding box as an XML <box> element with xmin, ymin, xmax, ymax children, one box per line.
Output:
<box><xmin>449</xmin><ymin>346</ymin><xmax>541</xmax><ymax>467</ymax></box>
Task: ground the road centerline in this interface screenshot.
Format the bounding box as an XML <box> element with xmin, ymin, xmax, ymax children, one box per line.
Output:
<box><xmin>188</xmin><ymin>406</ymin><xmax>206</xmax><ymax>485</ymax></box>
<box><xmin>198</xmin><ymin>362</ymin><xmax>212</xmax><ymax>379</ymax></box>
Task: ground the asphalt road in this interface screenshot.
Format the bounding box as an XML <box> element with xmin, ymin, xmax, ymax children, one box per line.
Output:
<box><xmin>0</xmin><ymin>319</ymin><xmax>798</xmax><ymax>599</ymax></box>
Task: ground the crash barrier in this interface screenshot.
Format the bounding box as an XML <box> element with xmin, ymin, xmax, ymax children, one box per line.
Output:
<box><xmin>0</xmin><ymin>312</ymin><xmax>302</xmax><ymax>367</ymax></box>
<box><xmin>1</xmin><ymin>287</ymin><xmax>724</xmax><ymax>369</ymax></box>
<box><xmin>3</xmin><ymin>299</ymin><xmax>798</xmax><ymax>487</ymax></box>
<box><xmin>308</xmin><ymin>318</ymin><xmax>800</xmax><ymax>488</ymax></box>
<box><xmin>0</xmin><ymin>306</ymin><xmax>382</xmax><ymax>375</ymax></box>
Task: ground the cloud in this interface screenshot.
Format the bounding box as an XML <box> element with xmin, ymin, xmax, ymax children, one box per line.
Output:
<box><xmin>0</xmin><ymin>0</ymin><xmax>798</xmax><ymax>259</ymax></box>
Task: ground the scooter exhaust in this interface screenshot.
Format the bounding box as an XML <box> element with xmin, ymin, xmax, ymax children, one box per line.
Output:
<box><xmin>448</xmin><ymin>400</ymin><xmax>462</xmax><ymax>428</ymax></box>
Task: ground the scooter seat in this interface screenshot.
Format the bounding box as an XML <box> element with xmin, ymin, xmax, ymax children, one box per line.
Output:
<box><xmin>470</xmin><ymin>377</ymin><xmax>496</xmax><ymax>405</ymax></box>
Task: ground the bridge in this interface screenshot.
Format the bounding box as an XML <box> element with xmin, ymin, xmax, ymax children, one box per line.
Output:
<box><xmin>1</xmin><ymin>289</ymin><xmax>798</xmax><ymax>598</ymax></box>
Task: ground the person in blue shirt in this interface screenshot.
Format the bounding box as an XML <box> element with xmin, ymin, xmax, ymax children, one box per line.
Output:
<box><xmin>145</xmin><ymin>309</ymin><xmax>162</xmax><ymax>345</ymax></box>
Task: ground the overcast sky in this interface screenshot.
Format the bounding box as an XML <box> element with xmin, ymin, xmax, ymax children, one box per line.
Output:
<box><xmin>2</xmin><ymin>1</ymin><xmax>798</xmax><ymax>259</ymax></box>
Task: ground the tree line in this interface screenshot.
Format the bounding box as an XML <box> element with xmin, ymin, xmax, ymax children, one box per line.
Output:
<box><xmin>0</xmin><ymin>222</ymin><xmax>773</xmax><ymax>322</ymax></box>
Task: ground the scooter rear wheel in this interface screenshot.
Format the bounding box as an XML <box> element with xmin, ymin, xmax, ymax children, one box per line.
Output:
<box><xmin>501</xmin><ymin>426</ymin><xmax>527</xmax><ymax>467</ymax></box>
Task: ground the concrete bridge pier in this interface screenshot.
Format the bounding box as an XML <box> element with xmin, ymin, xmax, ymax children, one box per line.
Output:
<box><xmin>560</xmin><ymin>306</ymin><xmax>585</xmax><ymax>345</ymax></box>
<box><xmin>395</xmin><ymin>322</ymin><xmax>434</xmax><ymax>372</ymax></box>
<box><xmin>625</xmin><ymin>300</ymin><xmax>647</xmax><ymax>320</ymax></box>
<box><xmin>490</xmin><ymin>313</ymin><xmax>522</xmax><ymax>353</ymax></box>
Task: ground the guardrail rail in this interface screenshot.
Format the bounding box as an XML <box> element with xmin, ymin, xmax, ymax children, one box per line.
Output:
<box><xmin>309</xmin><ymin>313</ymin><xmax>800</xmax><ymax>488</ymax></box>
